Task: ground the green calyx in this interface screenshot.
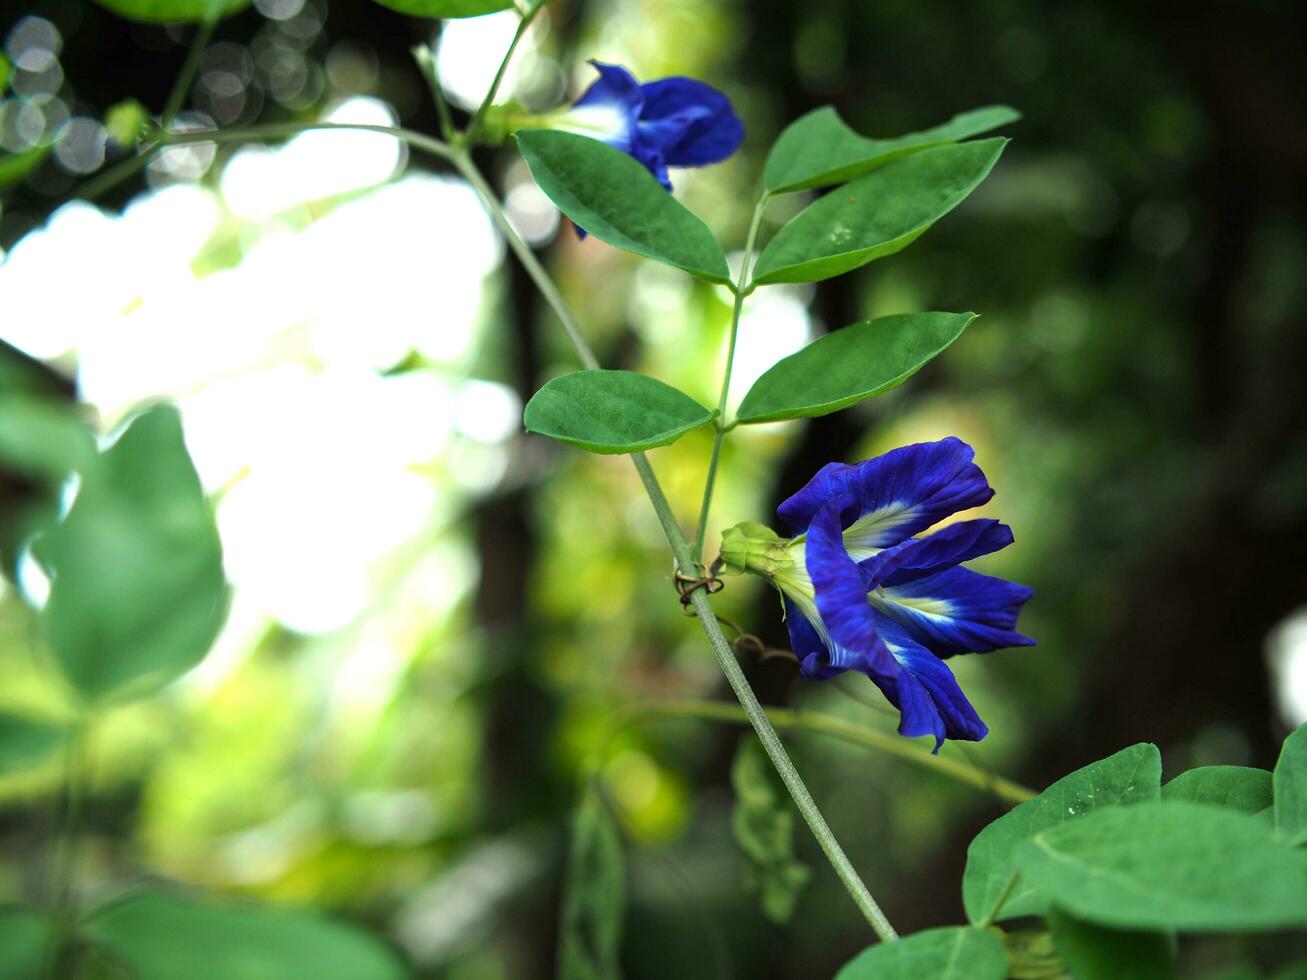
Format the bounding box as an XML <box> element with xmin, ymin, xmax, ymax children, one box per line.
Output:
<box><xmin>719</xmin><ymin>522</ymin><xmax>795</xmax><ymax>579</ymax></box>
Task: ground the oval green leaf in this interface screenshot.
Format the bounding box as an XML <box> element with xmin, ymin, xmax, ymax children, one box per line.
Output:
<box><xmin>83</xmin><ymin>892</ymin><xmax>407</xmax><ymax>980</ymax></box>
<box><xmin>835</xmin><ymin>926</ymin><xmax>1007</xmax><ymax>980</ymax></box>
<box><xmin>1047</xmin><ymin>909</ymin><xmax>1176</xmax><ymax>980</ymax></box>
<box><xmin>370</xmin><ymin>0</ymin><xmax>514</xmax><ymax>16</ymax></box>
<box><xmin>765</xmin><ymin>104</ymin><xmax>1019</xmax><ymax>194</ymax></box>
<box><xmin>516</xmin><ymin>130</ymin><xmax>731</xmax><ymax>285</ymax></box>
<box><xmin>35</xmin><ymin>405</ymin><xmax>229</xmax><ymax>704</ymax></box>
<box><xmin>1275</xmin><ymin>723</ymin><xmax>1307</xmax><ymax>844</ymax></box>
<box><xmin>963</xmin><ymin>743</ymin><xmax>1160</xmax><ymax>924</ymax></box>
<box><xmin>752</xmin><ymin>138</ymin><xmax>1008</xmax><ymax>286</ymax></box>
<box><xmin>524</xmin><ymin>370</ymin><xmax>715</xmax><ymax>455</ymax></box>
<box><xmin>1016</xmin><ymin>801</ymin><xmax>1307</xmax><ymax>931</ymax></box>
<box><xmin>0</xmin><ymin>711</ymin><xmax>65</xmax><ymax>776</ymax></box>
<box><xmin>92</xmin><ymin>0</ymin><xmax>249</xmax><ymax>23</ymax></box>
<box><xmin>736</xmin><ymin>312</ymin><xmax>976</xmax><ymax>424</ymax></box>
<box><xmin>0</xmin><ymin>907</ymin><xmax>55</xmax><ymax>980</ymax></box>
<box><xmin>1162</xmin><ymin>766</ymin><xmax>1273</xmax><ymax>816</ymax></box>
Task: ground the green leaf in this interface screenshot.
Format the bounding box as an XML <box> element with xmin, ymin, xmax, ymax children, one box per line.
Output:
<box><xmin>0</xmin><ymin>906</ymin><xmax>55</xmax><ymax>980</ymax></box>
<box><xmin>736</xmin><ymin>312</ymin><xmax>976</xmax><ymax>424</ymax></box>
<box><xmin>0</xmin><ymin>395</ymin><xmax>95</xmax><ymax>482</ymax></box>
<box><xmin>524</xmin><ymin>370</ymin><xmax>715</xmax><ymax>455</ymax></box>
<box><xmin>963</xmin><ymin>743</ymin><xmax>1160</xmax><ymax>924</ymax></box>
<box><xmin>36</xmin><ymin>405</ymin><xmax>229</xmax><ymax>703</ymax></box>
<box><xmin>82</xmin><ymin>892</ymin><xmax>406</xmax><ymax>980</ymax></box>
<box><xmin>91</xmin><ymin>0</ymin><xmax>249</xmax><ymax>23</ymax></box>
<box><xmin>558</xmin><ymin>792</ymin><xmax>625</xmax><ymax>980</ymax></box>
<box><xmin>105</xmin><ymin>99</ymin><xmax>151</xmax><ymax>147</ymax></box>
<box><xmin>730</xmin><ymin>737</ymin><xmax>811</xmax><ymax>923</ymax></box>
<box><xmin>516</xmin><ymin>130</ymin><xmax>731</xmax><ymax>285</ymax></box>
<box><xmin>0</xmin><ymin>712</ymin><xmax>65</xmax><ymax>776</ymax></box>
<box><xmin>0</xmin><ymin>146</ymin><xmax>50</xmax><ymax>190</ymax></box>
<box><xmin>1047</xmin><ymin>908</ymin><xmax>1175</xmax><ymax>980</ymax></box>
<box><xmin>369</xmin><ymin>0</ymin><xmax>514</xmax><ymax>15</ymax></box>
<box><xmin>764</xmin><ymin>104</ymin><xmax>1020</xmax><ymax>194</ymax></box>
<box><xmin>1015</xmin><ymin>801</ymin><xmax>1307</xmax><ymax>931</ymax></box>
<box><xmin>1162</xmin><ymin>765</ymin><xmax>1273</xmax><ymax>815</ymax></box>
<box><xmin>0</xmin><ymin>54</ymin><xmax>11</xmax><ymax>95</ymax></box>
<box><xmin>1274</xmin><ymin>723</ymin><xmax>1307</xmax><ymax>844</ymax></box>
<box><xmin>751</xmin><ymin>138</ymin><xmax>1008</xmax><ymax>286</ymax></box>
<box><xmin>835</xmin><ymin>926</ymin><xmax>1007</xmax><ymax>980</ymax></box>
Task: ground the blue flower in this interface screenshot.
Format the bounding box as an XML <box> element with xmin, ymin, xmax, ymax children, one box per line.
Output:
<box><xmin>719</xmin><ymin>438</ymin><xmax>1034</xmax><ymax>751</ymax></box>
<box><xmin>564</xmin><ymin>60</ymin><xmax>744</xmax><ymax>192</ymax></box>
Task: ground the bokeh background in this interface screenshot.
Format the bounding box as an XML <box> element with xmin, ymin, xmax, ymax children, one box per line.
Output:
<box><xmin>2</xmin><ymin>0</ymin><xmax>1306</xmax><ymax>976</ymax></box>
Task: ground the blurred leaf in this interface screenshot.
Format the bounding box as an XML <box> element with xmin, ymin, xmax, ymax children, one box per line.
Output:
<box><xmin>1046</xmin><ymin>908</ymin><xmax>1175</xmax><ymax>980</ymax></box>
<box><xmin>1014</xmin><ymin>801</ymin><xmax>1307</xmax><ymax>930</ymax></box>
<box><xmin>730</xmin><ymin>737</ymin><xmax>811</xmax><ymax>923</ymax></box>
<box><xmin>91</xmin><ymin>0</ymin><xmax>249</xmax><ymax>23</ymax></box>
<box><xmin>558</xmin><ymin>791</ymin><xmax>624</xmax><ymax>980</ymax></box>
<box><xmin>835</xmin><ymin>927</ymin><xmax>1007</xmax><ymax>980</ymax></box>
<box><xmin>0</xmin><ymin>395</ymin><xmax>95</xmax><ymax>482</ymax></box>
<box><xmin>1162</xmin><ymin>765</ymin><xmax>1272</xmax><ymax>815</ymax></box>
<box><xmin>369</xmin><ymin>0</ymin><xmax>514</xmax><ymax>15</ymax></box>
<box><xmin>1277</xmin><ymin>963</ymin><xmax>1307</xmax><ymax>980</ymax></box>
<box><xmin>0</xmin><ymin>54</ymin><xmax>10</xmax><ymax>95</ymax></box>
<box><xmin>999</xmin><ymin>927</ymin><xmax>1066</xmax><ymax>979</ymax></box>
<box><xmin>104</xmin><ymin>99</ymin><xmax>151</xmax><ymax>147</ymax></box>
<box><xmin>736</xmin><ymin>312</ymin><xmax>976</xmax><ymax>424</ymax></box>
<box><xmin>0</xmin><ymin>712</ymin><xmax>65</xmax><ymax>776</ymax></box>
<box><xmin>0</xmin><ymin>906</ymin><xmax>54</xmax><ymax>980</ymax></box>
<box><xmin>963</xmin><ymin>743</ymin><xmax>1160</xmax><ymax>923</ymax></box>
<box><xmin>752</xmin><ymin>138</ymin><xmax>1008</xmax><ymax>285</ymax></box>
<box><xmin>36</xmin><ymin>405</ymin><xmax>228</xmax><ymax>704</ymax></box>
<box><xmin>1274</xmin><ymin>723</ymin><xmax>1307</xmax><ymax>844</ymax></box>
<box><xmin>516</xmin><ymin>130</ymin><xmax>731</xmax><ymax>285</ymax></box>
<box><xmin>83</xmin><ymin>892</ymin><xmax>406</xmax><ymax>980</ymax></box>
<box><xmin>524</xmin><ymin>370</ymin><xmax>715</xmax><ymax>455</ymax></box>
<box><xmin>0</xmin><ymin>146</ymin><xmax>50</xmax><ymax>190</ymax></box>
<box><xmin>765</xmin><ymin>104</ymin><xmax>1019</xmax><ymax>194</ymax></box>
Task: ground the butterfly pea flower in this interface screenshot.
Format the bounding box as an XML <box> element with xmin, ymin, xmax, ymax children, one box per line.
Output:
<box><xmin>719</xmin><ymin>438</ymin><xmax>1034</xmax><ymax>752</ymax></box>
<box><xmin>552</xmin><ymin>59</ymin><xmax>744</xmax><ymax>218</ymax></box>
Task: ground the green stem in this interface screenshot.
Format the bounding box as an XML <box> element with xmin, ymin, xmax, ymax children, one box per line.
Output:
<box><xmin>160</xmin><ymin>2</ymin><xmax>222</xmax><ymax>128</ymax></box>
<box><xmin>605</xmin><ymin>698</ymin><xmax>1036</xmax><ymax>805</ymax></box>
<box><xmin>47</xmin><ymin>725</ymin><xmax>88</xmax><ymax>979</ymax></box>
<box><xmin>160</xmin><ymin>121</ymin><xmax>456</xmax><ymax>161</ymax></box>
<box><xmin>465</xmin><ymin>2</ymin><xmax>542</xmax><ymax>145</ymax></box>
<box><xmin>412</xmin><ymin>45</ymin><xmax>456</xmax><ymax>142</ymax></box>
<box><xmin>692</xmin><ymin>194</ymin><xmax>769</xmax><ymax>562</ymax></box>
<box><xmin>450</xmin><ymin>147</ymin><xmax>895</xmax><ymax>941</ymax></box>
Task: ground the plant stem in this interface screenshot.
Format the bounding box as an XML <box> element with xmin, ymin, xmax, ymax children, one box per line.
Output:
<box><xmin>47</xmin><ymin>725</ymin><xmax>87</xmax><ymax>979</ymax></box>
<box><xmin>605</xmin><ymin>698</ymin><xmax>1036</xmax><ymax>805</ymax></box>
<box><xmin>412</xmin><ymin>45</ymin><xmax>456</xmax><ymax>142</ymax></box>
<box><xmin>160</xmin><ymin>2</ymin><xmax>222</xmax><ymax>128</ymax></box>
<box><xmin>692</xmin><ymin>194</ymin><xmax>768</xmax><ymax>562</ymax></box>
<box><xmin>465</xmin><ymin>2</ymin><xmax>542</xmax><ymax>145</ymax></box>
<box><xmin>160</xmin><ymin>121</ymin><xmax>456</xmax><ymax>161</ymax></box>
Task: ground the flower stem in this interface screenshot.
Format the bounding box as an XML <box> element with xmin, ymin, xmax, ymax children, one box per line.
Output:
<box><xmin>465</xmin><ymin>2</ymin><xmax>543</xmax><ymax>146</ymax></box>
<box><xmin>604</xmin><ymin>698</ymin><xmax>1036</xmax><ymax>805</ymax></box>
<box><xmin>692</xmin><ymin>194</ymin><xmax>769</xmax><ymax>563</ymax></box>
<box><xmin>160</xmin><ymin>1</ymin><xmax>222</xmax><ymax>128</ymax></box>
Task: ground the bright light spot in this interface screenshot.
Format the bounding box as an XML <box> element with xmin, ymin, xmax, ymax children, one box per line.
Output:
<box><xmin>5</xmin><ymin>17</ymin><xmax>61</xmax><ymax>73</ymax></box>
<box><xmin>16</xmin><ymin>547</ymin><xmax>49</xmax><ymax>608</ymax></box>
<box><xmin>254</xmin><ymin>0</ymin><xmax>306</xmax><ymax>19</ymax></box>
<box><xmin>1268</xmin><ymin>608</ymin><xmax>1307</xmax><ymax>727</ymax></box>
<box><xmin>149</xmin><ymin>112</ymin><xmax>218</xmax><ymax>183</ymax></box>
<box><xmin>0</xmin><ymin>99</ymin><xmax>46</xmax><ymax>151</ymax></box>
<box><xmin>504</xmin><ymin>178</ymin><xmax>559</xmax><ymax>246</ymax></box>
<box><xmin>436</xmin><ymin>11</ymin><xmax>523</xmax><ymax>110</ymax></box>
<box><xmin>54</xmin><ymin>117</ymin><xmax>107</xmax><ymax>174</ymax></box>
<box><xmin>221</xmin><ymin>96</ymin><xmax>403</xmax><ymax>221</ymax></box>
<box><xmin>728</xmin><ymin>289</ymin><xmax>812</xmax><ymax>413</ymax></box>
<box><xmin>454</xmin><ymin>379</ymin><xmax>520</xmax><ymax>444</ymax></box>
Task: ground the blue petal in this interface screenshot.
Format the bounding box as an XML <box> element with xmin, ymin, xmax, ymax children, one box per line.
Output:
<box><xmin>571</xmin><ymin>61</ymin><xmax>643</xmax><ymax>152</ymax></box>
<box><xmin>877</xmin><ymin>619</ymin><xmax>989</xmax><ymax>750</ymax></box>
<box><xmin>860</xmin><ymin>519</ymin><xmax>1014</xmax><ymax>586</ymax></box>
<box><xmin>872</xmin><ymin>566</ymin><xmax>1035</xmax><ymax>658</ymax></box>
<box><xmin>784</xmin><ymin>597</ymin><xmax>843</xmax><ymax>679</ymax></box>
<box><xmin>777</xmin><ymin>438</ymin><xmax>994</xmax><ymax>555</ymax></box>
<box><xmin>638</xmin><ymin>76</ymin><xmax>744</xmax><ymax>166</ymax></box>
<box><xmin>804</xmin><ymin>498</ymin><xmax>899</xmax><ymax>680</ymax></box>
